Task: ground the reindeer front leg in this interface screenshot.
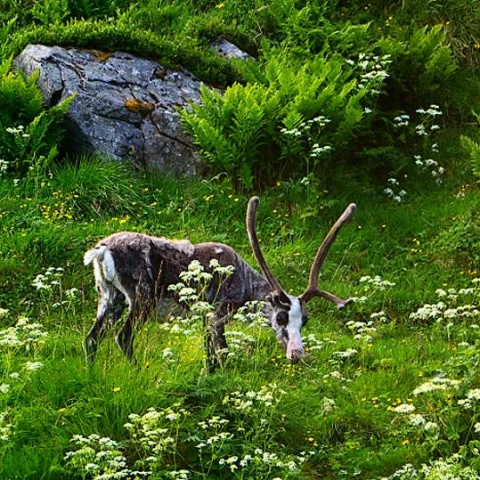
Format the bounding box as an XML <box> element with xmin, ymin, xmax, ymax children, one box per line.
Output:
<box><xmin>206</xmin><ymin>305</ymin><xmax>230</xmax><ymax>373</ymax></box>
<box><xmin>206</xmin><ymin>318</ymin><xmax>227</xmax><ymax>373</ymax></box>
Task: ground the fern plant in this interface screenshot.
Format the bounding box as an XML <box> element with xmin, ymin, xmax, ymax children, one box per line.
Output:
<box><xmin>0</xmin><ymin>58</ymin><xmax>72</xmax><ymax>181</ymax></box>
<box><xmin>181</xmin><ymin>49</ymin><xmax>376</xmax><ymax>190</ymax></box>
<box><xmin>460</xmin><ymin>135</ymin><xmax>480</xmax><ymax>181</ymax></box>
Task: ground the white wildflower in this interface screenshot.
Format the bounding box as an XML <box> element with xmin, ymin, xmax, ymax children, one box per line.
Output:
<box><xmin>409</xmin><ymin>414</ymin><xmax>426</xmax><ymax>427</ymax></box>
<box><xmin>413</xmin><ymin>376</ymin><xmax>460</xmax><ymax>396</ymax></box>
<box><xmin>24</xmin><ymin>361</ymin><xmax>44</xmax><ymax>371</ymax></box>
<box><xmin>162</xmin><ymin>347</ymin><xmax>174</xmax><ymax>359</ymax></box>
<box><xmin>393</xmin><ymin>403</ymin><xmax>416</xmax><ymax>414</ymax></box>
<box><xmin>0</xmin><ymin>383</ymin><xmax>10</xmax><ymax>394</ymax></box>
<box><xmin>424</xmin><ymin>421</ymin><xmax>439</xmax><ymax>432</ymax></box>
<box><xmin>333</xmin><ymin>348</ymin><xmax>358</xmax><ymax>359</ymax></box>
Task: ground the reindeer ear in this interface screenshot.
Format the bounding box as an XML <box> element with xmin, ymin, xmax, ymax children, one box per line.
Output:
<box><xmin>266</xmin><ymin>290</ymin><xmax>291</xmax><ymax>309</ymax></box>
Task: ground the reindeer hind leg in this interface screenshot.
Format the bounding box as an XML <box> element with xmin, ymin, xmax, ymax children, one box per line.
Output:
<box><xmin>115</xmin><ymin>314</ymin><xmax>135</xmax><ymax>360</ymax></box>
<box><xmin>114</xmin><ymin>293</ymin><xmax>153</xmax><ymax>362</ymax></box>
<box><xmin>85</xmin><ymin>285</ymin><xmax>128</xmax><ymax>363</ymax></box>
<box><xmin>84</xmin><ymin>314</ymin><xmax>109</xmax><ymax>363</ymax></box>
<box><xmin>110</xmin><ymin>289</ymin><xmax>128</xmax><ymax>325</ymax></box>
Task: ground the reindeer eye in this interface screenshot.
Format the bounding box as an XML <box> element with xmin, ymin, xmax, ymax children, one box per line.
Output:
<box><xmin>276</xmin><ymin>311</ymin><xmax>289</xmax><ymax>327</ymax></box>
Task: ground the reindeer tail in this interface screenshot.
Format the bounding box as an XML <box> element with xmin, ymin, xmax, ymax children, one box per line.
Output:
<box><xmin>84</xmin><ymin>245</ymin><xmax>116</xmax><ymax>282</ymax></box>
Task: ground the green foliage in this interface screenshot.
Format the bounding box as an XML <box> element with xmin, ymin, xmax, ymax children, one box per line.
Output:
<box><xmin>0</xmin><ymin>1</ymin><xmax>479</xmax><ymax>475</ymax></box>
<box><xmin>181</xmin><ymin>82</ymin><xmax>282</xmax><ymax>189</ymax></box>
<box><xmin>396</xmin><ymin>0</ymin><xmax>480</xmax><ymax>67</ymax></box>
<box><xmin>433</xmin><ymin>205</ymin><xmax>480</xmax><ymax>269</ymax></box>
<box><xmin>340</xmin><ymin>0</ymin><xmax>480</xmax><ymax>67</ymax></box>
<box><xmin>460</xmin><ymin>132</ymin><xmax>480</xmax><ymax>181</ymax></box>
<box><xmin>182</xmin><ymin>50</ymin><xmax>376</xmax><ymax>189</ymax></box>
<box><xmin>377</xmin><ymin>25</ymin><xmax>457</xmax><ymax>110</ymax></box>
<box><xmin>67</xmin><ymin>0</ymin><xmax>130</xmax><ymax>19</ymax></box>
<box><xmin>0</xmin><ymin>59</ymin><xmax>44</xmax><ymax>126</ymax></box>
<box><xmin>182</xmin><ymin>21</ymin><xmax>463</xmax><ymax>191</ymax></box>
<box><xmin>0</xmin><ymin>0</ymin><xmax>129</xmax><ymax>27</ymax></box>
<box><xmin>0</xmin><ymin>59</ymin><xmax>72</xmax><ymax>182</ymax></box>
<box><xmin>31</xmin><ymin>0</ymin><xmax>70</xmax><ymax>25</ymax></box>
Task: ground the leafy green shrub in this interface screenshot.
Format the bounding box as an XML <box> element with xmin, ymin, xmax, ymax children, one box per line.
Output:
<box><xmin>377</xmin><ymin>25</ymin><xmax>457</xmax><ymax>111</ymax></box>
<box><xmin>181</xmin><ymin>19</ymin><xmax>461</xmax><ymax>191</ymax></box>
<box><xmin>339</xmin><ymin>0</ymin><xmax>480</xmax><ymax>66</ymax></box>
<box><xmin>0</xmin><ymin>59</ymin><xmax>44</xmax><ymax>129</ymax></box>
<box><xmin>0</xmin><ymin>0</ymin><xmax>131</xmax><ymax>29</ymax></box>
<box><xmin>426</xmin><ymin>0</ymin><xmax>480</xmax><ymax>67</ymax></box>
<box><xmin>392</xmin><ymin>0</ymin><xmax>480</xmax><ymax>67</ymax></box>
<box><xmin>122</xmin><ymin>0</ymin><xmax>192</xmax><ymax>35</ymax></box>
<box><xmin>181</xmin><ymin>49</ymin><xmax>380</xmax><ymax>189</ymax></box>
<box><xmin>0</xmin><ymin>59</ymin><xmax>71</xmax><ymax>181</ymax></box>
<box><xmin>460</xmin><ymin>120</ymin><xmax>480</xmax><ymax>181</ymax></box>
<box><xmin>461</xmin><ymin>136</ymin><xmax>480</xmax><ymax>180</ymax></box>
<box><xmin>67</xmin><ymin>0</ymin><xmax>131</xmax><ymax>20</ymax></box>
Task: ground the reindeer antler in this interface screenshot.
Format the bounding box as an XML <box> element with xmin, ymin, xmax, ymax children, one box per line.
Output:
<box><xmin>299</xmin><ymin>203</ymin><xmax>356</xmax><ymax>309</ymax></box>
<box><xmin>246</xmin><ymin>197</ymin><xmax>290</xmax><ymax>305</ymax></box>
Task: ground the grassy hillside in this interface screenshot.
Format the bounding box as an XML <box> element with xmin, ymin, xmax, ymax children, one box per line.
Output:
<box><xmin>0</xmin><ymin>1</ymin><xmax>479</xmax><ymax>479</ymax></box>
<box><xmin>0</xmin><ymin>160</ymin><xmax>478</xmax><ymax>479</ymax></box>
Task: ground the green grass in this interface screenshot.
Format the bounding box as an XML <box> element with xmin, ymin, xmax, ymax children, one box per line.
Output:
<box><xmin>0</xmin><ymin>1</ymin><xmax>479</xmax><ymax>477</ymax></box>
<box><xmin>0</xmin><ymin>156</ymin><xmax>479</xmax><ymax>479</ymax></box>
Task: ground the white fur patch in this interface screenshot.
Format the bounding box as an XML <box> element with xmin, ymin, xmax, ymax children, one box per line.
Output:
<box><xmin>101</xmin><ymin>249</ymin><xmax>116</xmax><ymax>282</ymax></box>
<box><xmin>96</xmin><ymin>283</ymin><xmax>109</xmax><ymax>319</ymax></box>
<box><xmin>286</xmin><ymin>297</ymin><xmax>304</xmax><ymax>361</ymax></box>
<box><xmin>86</xmin><ymin>246</ymin><xmax>117</xmax><ymax>286</ymax></box>
<box><xmin>84</xmin><ymin>245</ymin><xmax>107</xmax><ymax>265</ymax></box>
<box><xmin>91</xmin><ymin>255</ymin><xmax>110</xmax><ymax>320</ymax></box>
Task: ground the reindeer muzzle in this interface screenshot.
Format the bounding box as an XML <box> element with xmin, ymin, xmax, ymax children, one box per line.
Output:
<box><xmin>286</xmin><ymin>333</ymin><xmax>304</xmax><ymax>363</ymax></box>
<box><xmin>287</xmin><ymin>348</ymin><xmax>305</xmax><ymax>364</ymax></box>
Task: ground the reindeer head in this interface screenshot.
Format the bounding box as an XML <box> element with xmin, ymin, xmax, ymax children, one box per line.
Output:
<box><xmin>246</xmin><ymin>197</ymin><xmax>356</xmax><ymax>363</ymax></box>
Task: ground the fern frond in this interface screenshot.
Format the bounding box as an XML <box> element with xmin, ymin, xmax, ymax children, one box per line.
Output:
<box><xmin>460</xmin><ymin>135</ymin><xmax>480</xmax><ymax>180</ymax></box>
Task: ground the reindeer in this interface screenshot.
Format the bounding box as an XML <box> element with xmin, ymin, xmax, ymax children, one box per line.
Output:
<box><xmin>83</xmin><ymin>197</ymin><xmax>356</xmax><ymax>367</ymax></box>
